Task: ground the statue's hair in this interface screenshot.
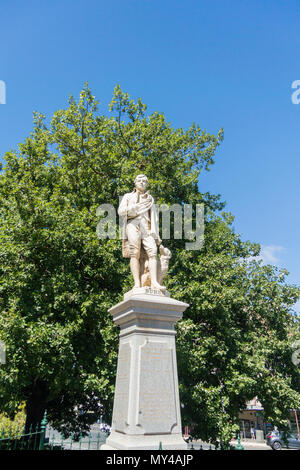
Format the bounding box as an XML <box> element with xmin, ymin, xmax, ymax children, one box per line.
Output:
<box><xmin>134</xmin><ymin>174</ymin><xmax>148</xmax><ymax>184</ymax></box>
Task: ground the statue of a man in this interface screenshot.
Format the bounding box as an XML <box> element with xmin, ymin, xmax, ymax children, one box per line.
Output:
<box><xmin>118</xmin><ymin>174</ymin><xmax>169</xmax><ymax>291</ymax></box>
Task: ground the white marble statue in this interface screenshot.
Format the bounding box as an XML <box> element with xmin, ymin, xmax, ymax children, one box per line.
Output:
<box><xmin>118</xmin><ymin>174</ymin><xmax>171</xmax><ymax>291</ymax></box>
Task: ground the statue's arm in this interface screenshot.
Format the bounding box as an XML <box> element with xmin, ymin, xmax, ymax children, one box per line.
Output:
<box><xmin>118</xmin><ymin>194</ymin><xmax>138</xmax><ymax>218</ymax></box>
<box><xmin>118</xmin><ymin>194</ymin><xmax>129</xmax><ymax>217</ymax></box>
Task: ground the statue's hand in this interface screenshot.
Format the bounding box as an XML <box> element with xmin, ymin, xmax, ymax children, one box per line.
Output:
<box><xmin>127</xmin><ymin>203</ymin><xmax>139</xmax><ymax>217</ymax></box>
<box><xmin>127</xmin><ymin>200</ymin><xmax>150</xmax><ymax>217</ymax></box>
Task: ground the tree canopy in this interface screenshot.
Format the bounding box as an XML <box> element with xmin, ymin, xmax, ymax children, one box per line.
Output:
<box><xmin>0</xmin><ymin>85</ymin><xmax>299</xmax><ymax>444</ymax></box>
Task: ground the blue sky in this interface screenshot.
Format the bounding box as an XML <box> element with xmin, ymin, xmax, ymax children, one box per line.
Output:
<box><xmin>0</xmin><ymin>0</ymin><xmax>299</xmax><ymax>310</ymax></box>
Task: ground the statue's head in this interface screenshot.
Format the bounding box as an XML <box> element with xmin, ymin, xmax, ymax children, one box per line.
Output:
<box><xmin>134</xmin><ymin>174</ymin><xmax>149</xmax><ymax>192</ymax></box>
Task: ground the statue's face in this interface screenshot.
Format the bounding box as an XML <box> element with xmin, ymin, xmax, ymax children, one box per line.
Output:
<box><xmin>135</xmin><ymin>175</ymin><xmax>148</xmax><ymax>192</ymax></box>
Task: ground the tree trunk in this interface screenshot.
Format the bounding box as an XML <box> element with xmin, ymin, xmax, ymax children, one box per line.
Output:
<box><xmin>25</xmin><ymin>381</ymin><xmax>48</xmax><ymax>434</ymax></box>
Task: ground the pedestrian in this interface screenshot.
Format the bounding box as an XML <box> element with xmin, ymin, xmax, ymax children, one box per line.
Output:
<box><xmin>250</xmin><ymin>426</ymin><xmax>256</xmax><ymax>439</ymax></box>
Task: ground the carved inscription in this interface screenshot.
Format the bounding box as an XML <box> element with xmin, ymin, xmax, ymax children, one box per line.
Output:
<box><xmin>112</xmin><ymin>342</ymin><xmax>131</xmax><ymax>432</ymax></box>
<box><xmin>145</xmin><ymin>287</ymin><xmax>163</xmax><ymax>295</ymax></box>
<box><xmin>137</xmin><ymin>342</ymin><xmax>177</xmax><ymax>433</ymax></box>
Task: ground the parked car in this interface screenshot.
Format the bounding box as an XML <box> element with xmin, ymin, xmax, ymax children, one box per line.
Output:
<box><xmin>266</xmin><ymin>431</ymin><xmax>300</xmax><ymax>450</ymax></box>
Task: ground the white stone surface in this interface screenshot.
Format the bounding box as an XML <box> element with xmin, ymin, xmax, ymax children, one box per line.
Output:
<box><xmin>102</xmin><ymin>291</ymin><xmax>189</xmax><ymax>450</ymax></box>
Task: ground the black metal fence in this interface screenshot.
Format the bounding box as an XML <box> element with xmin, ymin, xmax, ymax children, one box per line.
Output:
<box><xmin>0</xmin><ymin>412</ymin><xmax>108</xmax><ymax>451</ymax></box>
<box><xmin>0</xmin><ymin>412</ymin><xmax>47</xmax><ymax>450</ymax></box>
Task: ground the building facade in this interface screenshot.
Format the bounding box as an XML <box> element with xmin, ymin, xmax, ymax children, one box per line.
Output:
<box><xmin>239</xmin><ymin>398</ymin><xmax>300</xmax><ymax>438</ymax></box>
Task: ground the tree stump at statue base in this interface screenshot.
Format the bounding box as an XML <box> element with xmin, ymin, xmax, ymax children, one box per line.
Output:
<box><xmin>101</xmin><ymin>289</ymin><xmax>189</xmax><ymax>450</ymax></box>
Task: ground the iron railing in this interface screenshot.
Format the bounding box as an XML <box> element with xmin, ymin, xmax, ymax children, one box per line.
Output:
<box><xmin>0</xmin><ymin>412</ymin><xmax>108</xmax><ymax>450</ymax></box>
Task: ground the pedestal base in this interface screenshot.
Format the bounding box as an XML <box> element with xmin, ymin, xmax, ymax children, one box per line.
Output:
<box><xmin>101</xmin><ymin>431</ymin><xmax>188</xmax><ymax>450</ymax></box>
<box><xmin>106</xmin><ymin>291</ymin><xmax>189</xmax><ymax>451</ymax></box>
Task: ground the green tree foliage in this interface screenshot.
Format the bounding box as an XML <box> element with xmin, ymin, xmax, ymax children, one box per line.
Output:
<box><xmin>0</xmin><ymin>85</ymin><xmax>299</xmax><ymax>444</ymax></box>
<box><xmin>0</xmin><ymin>402</ymin><xmax>26</xmax><ymax>439</ymax></box>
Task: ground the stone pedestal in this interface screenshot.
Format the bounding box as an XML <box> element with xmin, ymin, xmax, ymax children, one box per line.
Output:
<box><xmin>102</xmin><ymin>288</ymin><xmax>189</xmax><ymax>450</ymax></box>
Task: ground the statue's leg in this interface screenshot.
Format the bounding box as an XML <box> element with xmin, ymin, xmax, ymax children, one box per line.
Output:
<box><xmin>127</xmin><ymin>220</ymin><xmax>142</xmax><ymax>288</ymax></box>
<box><xmin>130</xmin><ymin>257</ymin><xmax>141</xmax><ymax>288</ymax></box>
<box><xmin>148</xmin><ymin>257</ymin><xmax>166</xmax><ymax>291</ymax></box>
<box><xmin>143</xmin><ymin>236</ymin><xmax>166</xmax><ymax>291</ymax></box>
<box><xmin>140</xmin><ymin>246</ymin><xmax>151</xmax><ymax>287</ymax></box>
